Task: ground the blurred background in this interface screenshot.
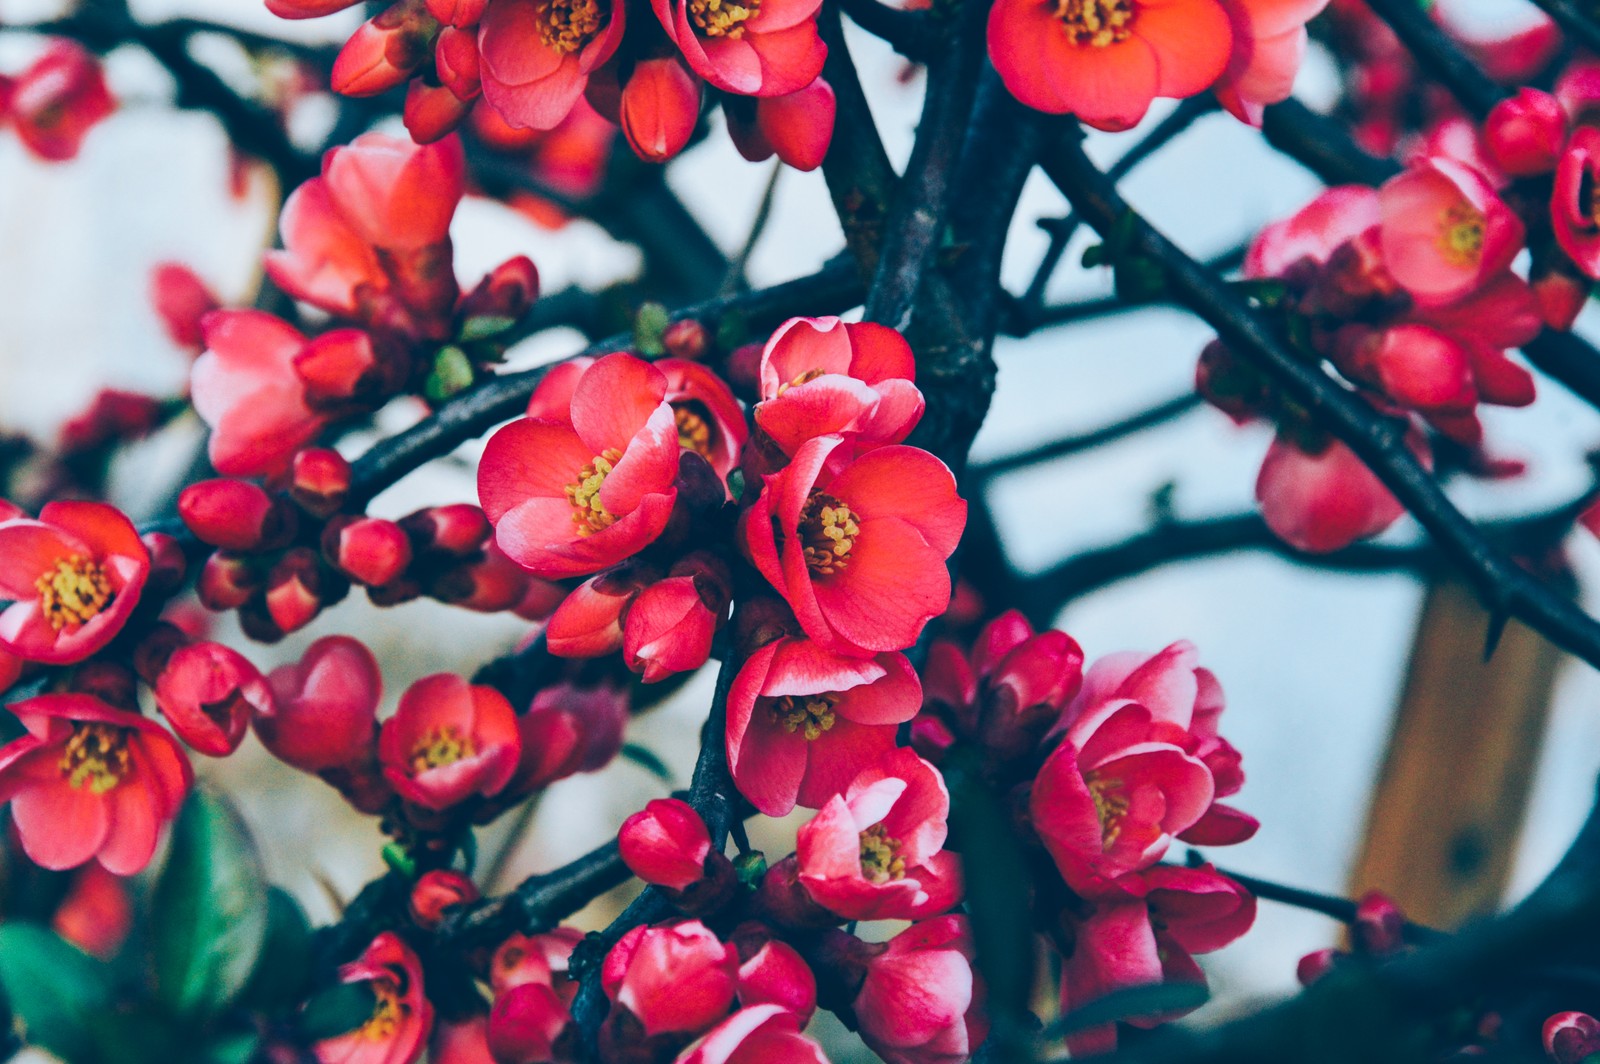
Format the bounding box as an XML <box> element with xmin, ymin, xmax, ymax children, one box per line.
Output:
<box><xmin>3</xmin><ymin>0</ymin><xmax>1598</xmax><ymax>1047</ymax></box>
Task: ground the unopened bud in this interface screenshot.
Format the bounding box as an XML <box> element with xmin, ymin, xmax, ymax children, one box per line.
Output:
<box><xmin>179</xmin><ymin>479</ymin><xmax>294</xmax><ymax>552</ymax></box>
<box><xmin>410</xmin><ymin>869</ymin><xmax>479</xmax><ymax>929</ymax></box>
<box><xmin>325</xmin><ymin>515</ymin><xmax>414</xmax><ymax>587</ymax></box>
<box><xmin>291</xmin><ymin>447</ymin><xmax>353</xmax><ymax>516</ymax></box>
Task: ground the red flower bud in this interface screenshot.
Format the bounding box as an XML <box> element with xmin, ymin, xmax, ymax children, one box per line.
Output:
<box><xmin>1533</xmin><ymin>265</ymin><xmax>1591</xmax><ymax>331</ymax></box>
<box><xmin>197</xmin><ymin>551</ymin><xmax>262</xmax><ymax>611</ymax></box>
<box><xmin>402</xmin><ymin>503</ymin><xmax>491</xmax><ymax>555</ymax></box>
<box><xmin>150</xmin><ymin>262</ymin><xmax>220</xmax><ymax>351</ymax></box>
<box><xmin>290</xmin><ymin>447</ymin><xmax>353</xmax><ymax>516</ymax></box>
<box><xmin>259</xmin><ymin>635</ymin><xmax>382</xmax><ymax>774</ymax></box>
<box><xmin>732</xmin><ymin>928</ymin><xmax>816</xmax><ymax>1023</ymax></box>
<box><xmin>331</xmin><ymin>0</ymin><xmax>437</xmax><ymax>96</ymax></box>
<box><xmin>546</xmin><ymin>564</ymin><xmax>656</xmax><ymax>658</ymax></box>
<box><xmin>459</xmin><ymin>256</ymin><xmax>540</xmax><ymax>322</ymax></box>
<box><xmin>491</xmin><ymin>927</ymin><xmax>582</xmax><ymax>994</ymax></box>
<box><xmin>179</xmin><ymin>479</ymin><xmax>293</xmax><ymax>552</ymax></box>
<box><xmin>662</xmin><ymin>319</ymin><xmax>709</xmax><ymax>361</ymax></box>
<box><xmin>425</xmin><ymin>0</ymin><xmax>489</xmax><ymax>26</ymax></box>
<box><xmin>756</xmin><ymin>77</ymin><xmax>835</xmax><ymax>172</ymax></box>
<box><xmin>488</xmin><ymin>983</ymin><xmax>572</xmax><ymax>1064</ymax></box>
<box><xmin>601</xmin><ymin>921</ymin><xmax>738</xmax><ymax>1040</ymax></box>
<box><xmin>429</xmin><ymin>544</ymin><xmax>531</xmax><ymax>612</ymax></box>
<box><xmin>293</xmin><ymin>328</ymin><xmax>381</xmax><ymax>404</ymax></box>
<box><xmin>51</xmin><ymin>865</ymin><xmax>132</xmax><ymax>960</ymax></box>
<box><xmin>1484</xmin><ymin>88</ymin><xmax>1567</xmax><ymax>177</ymax></box>
<box><xmin>410</xmin><ymin>869</ymin><xmax>480</xmax><ymax>929</ymax></box>
<box><xmin>619</xmin><ymin>798</ymin><xmax>712</xmax><ymax>891</ymax></box>
<box><xmin>140</xmin><ymin>531</ymin><xmax>189</xmax><ymax>595</ymax></box>
<box><xmin>620</xmin><ymin>58</ymin><xmax>700</xmax><ymax>164</ymax></box>
<box><xmin>264</xmin><ymin>547</ymin><xmax>331</xmax><ymax>635</ymax></box>
<box><xmin>266</xmin><ymin>0</ymin><xmax>363</xmax><ymax>17</ymax></box>
<box><xmin>5</xmin><ymin>41</ymin><xmax>114</xmax><ymax>162</ymax></box>
<box><xmin>622</xmin><ymin>555</ymin><xmax>730</xmax><ymax>682</ymax></box>
<box><xmin>1352</xmin><ymin>891</ymin><xmax>1405</xmax><ymax>955</ymax></box>
<box><xmin>436</xmin><ymin>28</ymin><xmax>482</xmax><ymax>100</ymax></box>
<box><xmin>405</xmin><ymin>79</ymin><xmax>475</xmax><ymax>144</ymax></box>
<box><xmin>1545</xmin><ymin>1011</ymin><xmax>1600</xmax><ymax>1064</ymax></box>
<box><xmin>1295</xmin><ymin>947</ymin><xmax>1338</xmax><ymax>987</ymax></box>
<box><xmin>326</xmin><ymin>516</ymin><xmax>414</xmax><ymax>587</ymax></box>
<box><xmin>155</xmin><ymin>641</ymin><xmax>275</xmax><ymax>757</ymax></box>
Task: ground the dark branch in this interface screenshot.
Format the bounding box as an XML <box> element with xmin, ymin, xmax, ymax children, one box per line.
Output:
<box><xmin>434</xmin><ymin>841</ymin><xmax>632</xmax><ymax>950</ymax></box>
<box><xmin>1362</xmin><ymin>0</ymin><xmax>1508</xmax><ymax>119</ymax></box>
<box><xmin>838</xmin><ymin>0</ymin><xmax>933</xmax><ymax>60</ymax></box>
<box><xmin>1528</xmin><ymin>0</ymin><xmax>1600</xmax><ymax>57</ymax></box>
<box><xmin>1183</xmin><ymin>856</ymin><xmax>1447</xmax><ymax>945</ymax></box>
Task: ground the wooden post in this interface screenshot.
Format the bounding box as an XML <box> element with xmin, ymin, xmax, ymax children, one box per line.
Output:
<box><xmin>1348</xmin><ymin>575</ymin><xmax>1566</xmax><ymax>928</ymax></box>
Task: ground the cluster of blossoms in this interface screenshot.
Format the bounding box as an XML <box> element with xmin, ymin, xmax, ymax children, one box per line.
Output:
<box><xmin>266</xmin><ymin>0</ymin><xmax>836</xmax><ymax>167</ymax></box>
<box><xmin>0</xmin><ymin>39</ymin><xmax>114</xmax><ymax>162</ymax></box>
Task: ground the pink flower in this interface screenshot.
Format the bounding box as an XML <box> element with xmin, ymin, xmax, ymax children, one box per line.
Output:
<box><xmin>754</xmin><ymin>317</ymin><xmax>924</xmax><ymax>458</ymax></box>
<box><xmin>322</xmin><ymin>133</ymin><xmax>467</xmax><ymax>251</ymax></box>
<box><xmin>1338</xmin><ymin>323</ymin><xmax>1476</xmax><ymax>416</ymax></box>
<box><xmin>659</xmin><ymin>358</ymin><xmax>749</xmax><ymax>490</ymax></box>
<box><xmin>488</xmin><ymin>983</ymin><xmax>573</xmax><ymax>1063</ymax></box>
<box><xmin>4</xmin><ymin>40</ymin><xmax>114</xmax><ymax>162</ymax></box>
<box><xmin>740</xmin><ymin>435</ymin><xmax>965</xmax><ymax>656</ymax></box>
<box><xmin>480</xmin><ymin>353</ymin><xmax>681</xmax><ymax>578</ymax></box>
<box><xmin>1484</xmin><ymin>88</ymin><xmax>1567</xmax><ymax>177</ymax></box>
<box><xmin>675</xmin><ymin>1005</ymin><xmax>829</xmax><ymax>1064</ymax></box>
<box><xmin>1214</xmin><ymin>0</ymin><xmax>1328</xmax><ymax>125</ymax></box>
<box><xmin>546</xmin><ymin>563</ymin><xmax>656</xmax><ymax>657</ymax></box>
<box><xmin>1243</xmin><ymin>185</ymin><xmax>1379</xmax><ymax>279</ymax></box>
<box><xmin>315</xmin><ymin>933</ymin><xmax>434</xmax><ymax>1064</ymax></box>
<box><xmin>378</xmin><ymin>673</ymin><xmax>521</xmax><ymax>810</ymax></box>
<box><xmin>620</xmin><ymin>797</ymin><xmax>714</xmax><ymax>891</ymax></box>
<box><xmin>258</xmin><ymin>636</ymin><xmax>382</xmax><ymax>774</ymax></box>
<box><xmin>731</xmin><ymin>927</ymin><xmax>816</xmax><ymax>1022</ymax></box>
<box><xmin>1255</xmin><ymin>428</ymin><xmax>1421</xmax><ymax>553</ymax></box>
<box><xmin>191</xmin><ymin>310</ymin><xmax>326</xmax><ymax>478</ymax></box>
<box><xmin>796</xmin><ymin>749</ymin><xmax>962</xmax><ymax>921</ymax></box>
<box><xmin>1377</xmin><ymin>156</ymin><xmax>1525</xmax><ymax>306</ymax></box>
<box><xmin>988</xmin><ymin>0</ymin><xmax>1232</xmax><ymax>130</ymax></box>
<box><xmin>1553</xmin><ymin>127</ymin><xmax>1600</xmax><ymax>280</ymax></box>
<box><xmin>264</xmin><ymin>179</ymin><xmax>390</xmax><ymax>317</ymax></box>
<box><xmin>492</xmin><ymin>927</ymin><xmax>584</xmax><ymax>994</ymax></box>
<box><xmin>624</xmin><ymin>554</ymin><xmax>732</xmax><ymax>682</ymax></box>
<box><xmin>150</xmin><ymin>262</ymin><xmax>221</xmax><ymax>351</ymax></box>
<box><xmin>602</xmin><ymin>921</ymin><xmax>739</xmax><ymax>1038</ymax></box>
<box><xmin>0</xmin><ymin>694</ymin><xmax>191</xmax><ymax>875</ymax></box>
<box><xmin>0</xmin><ymin>501</ymin><xmax>150</xmax><ymax>665</ymax></box>
<box><xmin>650</xmin><ymin>0</ymin><xmax>825</xmax><ymax>98</ymax></box>
<box><xmin>478</xmin><ymin>0</ymin><xmax>627</xmax><ymax>130</ymax></box>
<box><xmin>727</xmin><ymin>635</ymin><xmax>921</xmax><ymax>816</ymax></box>
<box><xmin>852</xmin><ymin>916</ymin><xmax>984</xmax><ymax>1064</ymax></box>
<box><xmin>154</xmin><ymin>641</ymin><xmax>275</xmax><ymax>757</ymax></box>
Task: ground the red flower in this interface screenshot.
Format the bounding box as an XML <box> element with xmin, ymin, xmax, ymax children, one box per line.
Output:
<box><xmin>740</xmin><ymin>435</ymin><xmax>965</xmax><ymax>655</ymax></box>
<box><xmin>488</xmin><ymin>983</ymin><xmax>573</xmax><ymax>1064</ymax></box>
<box><xmin>546</xmin><ymin>562</ymin><xmax>656</xmax><ymax>657</ymax></box>
<box><xmin>727</xmin><ymin>635</ymin><xmax>921</xmax><ymax>816</ymax></box>
<box><xmin>1484</xmin><ymin>88</ymin><xmax>1566</xmax><ymax>177</ymax></box>
<box><xmin>322</xmin><ymin>132</ymin><xmax>467</xmax><ymax>251</ymax></box>
<box><xmin>624</xmin><ymin>554</ymin><xmax>732</xmax><ymax>682</ymax></box>
<box><xmin>674</xmin><ymin>1005</ymin><xmax>828</xmax><ymax>1064</ymax></box>
<box><xmin>51</xmin><ymin>864</ymin><xmax>133</xmax><ymax>959</ymax></box>
<box><xmin>732</xmin><ymin>928</ymin><xmax>816</xmax><ymax>1022</ymax></box>
<box><xmin>478</xmin><ymin>0</ymin><xmax>627</xmax><ymax>130</ymax></box>
<box><xmin>1545</xmin><ymin>1012</ymin><xmax>1600</xmax><ymax>1064</ymax></box>
<box><xmin>1243</xmin><ymin>184</ymin><xmax>1378</xmax><ymax>279</ymax></box>
<box><xmin>315</xmin><ymin>932</ymin><xmax>434</xmax><ymax>1064</ymax></box>
<box><xmin>1214</xmin><ymin>0</ymin><xmax>1326</xmax><ymax>125</ymax></box>
<box><xmin>796</xmin><ymin>748</ymin><xmax>962</xmax><ymax>921</ymax></box>
<box><xmin>727</xmin><ymin>77</ymin><xmax>835</xmax><ymax>171</ymax></box>
<box><xmin>659</xmin><ymin>358</ymin><xmax>749</xmax><ymax>490</ymax></box>
<box><xmin>150</xmin><ymin>262</ymin><xmax>221</xmax><ymax>351</ymax></box>
<box><xmin>379</xmin><ymin>673</ymin><xmax>521</xmax><ymax>810</ymax></box>
<box><xmin>650</xmin><ymin>0</ymin><xmax>825</xmax><ymax>98</ymax></box>
<box><xmin>259</xmin><ymin>636</ymin><xmax>382</xmax><ymax>774</ymax></box>
<box><xmin>620</xmin><ymin>797</ymin><xmax>714</xmax><ymax>891</ymax></box>
<box><xmin>480</xmin><ymin>353</ymin><xmax>681</xmax><ymax>578</ymax></box>
<box><xmin>1255</xmin><ymin>429</ymin><xmax>1420</xmax><ymax>553</ymax></box>
<box><xmin>0</xmin><ymin>694</ymin><xmax>191</xmax><ymax>875</ymax></box>
<box><xmin>602</xmin><ymin>921</ymin><xmax>740</xmax><ymax>1038</ymax></box>
<box><xmin>191</xmin><ymin>310</ymin><xmax>326</xmax><ymax>478</ymax></box>
<box><xmin>852</xmin><ymin>916</ymin><xmax>985</xmax><ymax>1064</ymax></box>
<box><xmin>1553</xmin><ymin>127</ymin><xmax>1600</xmax><ymax>280</ymax></box>
<box><xmin>154</xmin><ymin>642</ymin><xmax>275</xmax><ymax>757</ymax></box>
<box><xmin>264</xmin><ymin>179</ymin><xmax>390</xmax><ymax>318</ymax></box>
<box><xmin>4</xmin><ymin>40</ymin><xmax>115</xmax><ymax>161</ymax></box>
<box><xmin>410</xmin><ymin>869</ymin><xmax>480</xmax><ymax>929</ymax></box>
<box><xmin>492</xmin><ymin>927</ymin><xmax>584</xmax><ymax>994</ymax></box>
<box><xmin>754</xmin><ymin>317</ymin><xmax>923</xmax><ymax>458</ymax></box>
<box><xmin>988</xmin><ymin>0</ymin><xmax>1232</xmax><ymax>129</ymax></box>
<box><xmin>1377</xmin><ymin>156</ymin><xmax>1525</xmax><ymax>307</ymax></box>
<box><xmin>0</xmin><ymin>501</ymin><xmax>149</xmax><ymax>666</ymax></box>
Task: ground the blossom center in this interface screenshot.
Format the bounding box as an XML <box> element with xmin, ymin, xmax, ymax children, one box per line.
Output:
<box><xmin>776</xmin><ymin>368</ymin><xmax>825</xmax><ymax>396</ymax></box>
<box><xmin>536</xmin><ymin>0</ymin><xmax>603</xmax><ymax>53</ymax></box>
<box><xmin>689</xmin><ymin>0</ymin><xmax>760</xmax><ymax>37</ymax></box>
<box><xmin>410</xmin><ymin>725</ymin><xmax>476</xmax><ymax>773</ymax></box>
<box><xmin>1438</xmin><ymin>202</ymin><xmax>1486</xmax><ymax>267</ymax></box>
<box><xmin>1055</xmin><ymin>0</ymin><xmax>1133</xmax><ymax>46</ymax></box>
<box><xmin>858</xmin><ymin>823</ymin><xmax>906</xmax><ymax>883</ymax></box>
<box><xmin>769</xmin><ymin>691</ymin><xmax>839</xmax><ymax>740</ymax></box>
<box><xmin>675</xmin><ymin>404</ymin><xmax>714</xmax><ymax>458</ymax></box>
<box><xmin>1586</xmin><ymin>172</ymin><xmax>1600</xmax><ymax>229</ymax></box>
<box><xmin>798</xmin><ymin>491</ymin><xmax>860</xmax><ymax>575</ymax></box>
<box><xmin>1088</xmin><ymin>775</ymin><xmax>1129</xmax><ymax>850</ymax></box>
<box><xmin>59</xmin><ymin>723</ymin><xmax>131</xmax><ymax>794</ymax></box>
<box><xmin>360</xmin><ymin>979</ymin><xmax>406</xmax><ymax>1041</ymax></box>
<box><xmin>565</xmin><ymin>447</ymin><xmax>624</xmax><ymax>537</ymax></box>
<box><xmin>36</xmin><ymin>555</ymin><xmax>114</xmax><ymax>631</ymax></box>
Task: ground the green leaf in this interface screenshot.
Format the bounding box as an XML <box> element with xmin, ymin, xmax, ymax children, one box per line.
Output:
<box><xmin>621</xmin><ymin>742</ymin><xmax>674</xmax><ymax>782</ymax></box>
<box><xmin>425</xmin><ymin>346</ymin><xmax>475</xmax><ymax>401</ymax></box>
<box><xmin>1046</xmin><ymin>982</ymin><xmax>1210</xmax><ymax>1039</ymax></box>
<box><xmin>237</xmin><ymin>887</ymin><xmax>313</xmax><ymax>1012</ymax></box>
<box><xmin>299</xmin><ymin>981</ymin><xmax>377</xmax><ymax>1041</ymax></box>
<box><xmin>0</xmin><ymin>923</ymin><xmax>116</xmax><ymax>1063</ymax></box>
<box><xmin>203</xmin><ymin>1032</ymin><xmax>261</xmax><ymax>1064</ymax></box>
<box><xmin>726</xmin><ymin>468</ymin><xmax>746</xmax><ymax>504</ymax></box>
<box><xmin>382</xmin><ymin>842</ymin><xmax>417</xmax><ymax>878</ymax></box>
<box><xmin>733</xmin><ymin>850</ymin><xmax>767</xmax><ymax>888</ymax></box>
<box><xmin>459</xmin><ymin>315</ymin><xmax>517</xmax><ymax>343</ymax></box>
<box><xmin>634</xmin><ymin>303</ymin><xmax>670</xmax><ymax>355</ymax></box>
<box><xmin>151</xmin><ymin>787</ymin><xmax>269</xmax><ymax>1018</ymax></box>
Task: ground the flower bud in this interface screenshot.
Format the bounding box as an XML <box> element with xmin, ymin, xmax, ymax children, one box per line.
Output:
<box><xmin>5</xmin><ymin>40</ymin><xmax>114</xmax><ymax>162</ymax></box>
<box><xmin>150</xmin><ymin>262</ymin><xmax>220</xmax><ymax>351</ymax></box>
<box><xmin>428</xmin><ymin>544</ymin><xmax>531</xmax><ymax>612</ymax></box>
<box><xmin>546</xmin><ymin>564</ymin><xmax>656</xmax><ymax>658</ymax></box>
<box><xmin>402</xmin><ymin>503</ymin><xmax>491</xmax><ymax>555</ymax></box>
<box><xmin>488</xmin><ymin>983</ymin><xmax>572</xmax><ymax>1064</ymax></box>
<box><xmin>491</xmin><ymin>927</ymin><xmax>583</xmax><ymax>994</ymax></box>
<box><xmin>662</xmin><ymin>319</ymin><xmax>708</xmax><ymax>361</ymax></box>
<box><xmin>259</xmin><ymin>635</ymin><xmax>381</xmax><ymax>773</ymax></box>
<box><xmin>1295</xmin><ymin>947</ymin><xmax>1338</xmax><ymax>987</ymax></box>
<box><xmin>197</xmin><ymin>551</ymin><xmax>263</xmax><ymax>611</ymax></box>
<box><xmin>265</xmin><ymin>547</ymin><xmax>331</xmax><ymax>635</ymax></box>
<box><xmin>132</xmin><ymin>622</ymin><xmax>188</xmax><ymax>686</ymax></box>
<box><xmin>1533</xmin><ymin>263</ymin><xmax>1591</xmax><ymax>331</ymax></box>
<box><xmin>619</xmin><ymin>798</ymin><xmax>712</xmax><ymax>892</ymax></box>
<box><xmin>622</xmin><ymin>555</ymin><xmax>730</xmax><ymax>682</ymax></box>
<box><xmin>757</xmin><ymin>77</ymin><xmax>835</xmax><ymax>172</ymax></box>
<box><xmin>1352</xmin><ymin>891</ymin><xmax>1405</xmax><ymax>955</ymax></box>
<box><xmin>51</xmin><ymin>865</ymin><xmax>132</xmax><ymax>960</ymax></box>
<box><xmin>755</xmin><ymin>855</ymin><xmax>842</xmax><ymax>931</ymax></box>
<box><xmin>601</xmin><ymin>922</ymin><xmax>738</xmax><ymax>1041</ymax></box>
<box><xmin>405</xmin><ymin>78</ymin><xmax>475</xmax><ymax>144</ymax></box>
<box><xmin>426</xmin><ymin>0</ymin><xmax>489</xmax><ymax>26</ymax></box>
<box><xmin>155</xmin><ymin>641</ymin><xmax>275</xmax><ymax>757</ymax></box>
<box><xmin>325</xmin><ymin>515</ymin><xmax>414</xmax><ymax>587</ymax></box>
<box><xmin>179</xmin><ymin>478</ymin><xmax>293</xmax><ymax>552</ymax></box>
<box><xmin>266</xmin><ymin>0</ymin><xmax>362</xmax><ymax>17</ymax></box>
<box><xmin>1545</xmin><ymin>1011</ymin><xmax>1600</xmax><ymax>1064</ymax></box>
<box><xmin>331</xmin><ymin>0</ymin><xmax>437</xmax><ymax>97</ymax></box>
<box><xmin>293</xmin><ymin>328</ymin><xmax>382</xmax><ymax>405</ymax></box>
<box><xmin>1484</xmin><ymin>88</ymin><xmax>1567</xmax><ymax>177</ymax></box>
<box><xmin>620</xmin><ymin>58</ymin><xmax>700</xmax><ymax>164</ymax></box>
<box><xmin>141</xmin><ymin>531</ymin><xmax>189</xmax><ymax>595</ymax></box>
<box><xmin>459</xmin><ymin>256</ymin><xmax>540</xmax><ymax>322</ymax></box>
<box><xmin>436</xmin><ymin>28</ymin><xmax>482</xmax><ymax>100</ymax></box>
<box><xmin>290</xmin><ymin>447</ymin><xmax>353</xmax><ymax>515</ymax></box>
<box><xmin>732</xmin><ymin>927</ymin><xmax>817</xmax><ymax>1023</ymax></box>
<box><xmin>410</xmin><ymin>869</ymin><xmax>480</xmax><ymax>929</ymax></box>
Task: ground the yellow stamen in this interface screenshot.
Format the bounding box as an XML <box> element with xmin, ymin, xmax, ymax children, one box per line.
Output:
<box><xmin>59</xmin><ymin>723</ymin><xmax>130</xmax><ymax>795</ymax></box>
<box><xmin>675</xmin><ymin>404</ymin><xmax>713</xmax><ymax>458</ymax></box>
<box><xmin>1438</xmin><ymin>202</ymin><xmax>1486</xmax><ymax>267</ymax></box>
<box><xmin>535</xmin><ymin>0</ymin><xmax>603</xmax><ymax>53</ymax></box>
<box><xmin>776</xmin><ymin>368</ymin><xmax>825</xmax><ymax>396</ymax></box>
<box><xmin>689</xmin><ymin>0</ymin><xmax>760</xmax><ymax>37</ymax></box>
<box><xmin>798</xmin><ymin>491</ymin><xmax>860</xmax><ymax>576</ymax></box>
<box><xmin>36</xmin><ymin>555</ymin><xmax>113</xmax><ymax>631</ymax></box>
<box><xmin>769</xmin><ymin>692</ymin><xmax>839</xmax><ymax>740</ymax></box>
<box><xmin>410</xmin><ymin>725</ymin><xmax>475</xmax><ymax>774</ymax></box>
<box><xmin>360</xmin><ymin>980</ymin><xmax>406</xmax><ymax>1041</ymax></box>
<box><xmin>1055</xmin><ymin>0</ymin><xmax>1134</xmax><ymax>46</ymax></box>
<box><xmin>1088</xmin><ymin>775</ymin><xmax>1130</xmax><ymax>850</ymax></box>
<box><xmin>564</xmin><ymin>447</ymin><xmax>624</xmax><ymax>537</ymax></box>
<box><xmin>858</xmin><ymin>823</ymin><xmax>906</xmax><ymax>883</ymax></box>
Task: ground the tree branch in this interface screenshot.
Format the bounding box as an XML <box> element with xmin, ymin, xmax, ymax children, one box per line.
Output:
<box><xmin>1527</xmin><ymin>0</ymin><xmax>1600</xmax><ymax>58</ymax></box>
<box><xmin>1362</xmin><ymin>0</ymin><xmax>1508</xmax><ymax>120</ymax></box>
